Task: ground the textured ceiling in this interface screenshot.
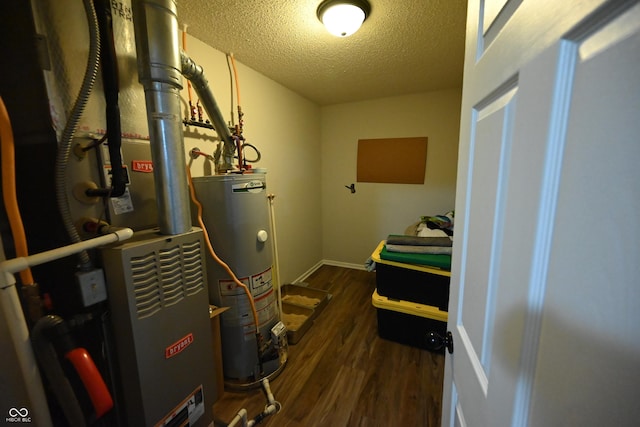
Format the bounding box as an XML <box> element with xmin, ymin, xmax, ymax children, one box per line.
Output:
<box><xmin>176</xmin><ymin>0</ymin><xmax>467</xmax><ymax>106</ymax></box>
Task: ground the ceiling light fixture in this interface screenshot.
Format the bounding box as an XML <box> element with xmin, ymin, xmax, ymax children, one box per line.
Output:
<box><xmin>317</xmin><ymin>0</ymin><xmax>371</xmax><ymax>37</ymax></box>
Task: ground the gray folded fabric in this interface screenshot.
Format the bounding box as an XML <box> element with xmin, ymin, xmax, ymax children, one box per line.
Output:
<box><xmin>386</xmin><ymin>235</ymin><xmax>452</xmax><ymax>247</ymax></box>
<box><xmin>385</xmin><ymin>244</ymin><xmax>453</xmax><ymax>255</ymax></box>
<box><xmin>364</xmin><ymin>257</ymin><xmax>376</xmax><ymax>272</ymax></box>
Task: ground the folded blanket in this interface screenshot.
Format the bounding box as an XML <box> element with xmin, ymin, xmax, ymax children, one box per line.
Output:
<box><xmin>386</xmin><ymin>234</ymin><xmax>452</xmax><ymax>247</ymax></box>
<box><xmin>380</xmin><ymin>245</ymin><xmax>451</xmax><ymax>270</ymax></box>
<box><xmin>386</xmin><ymin>243</ymin><xmax>452</xmax><ymax>255</ymax></box>
<box><xmin>416</xmin><ymin>225</ymin><xmax>450</xmax><ymax>238</ymax></box>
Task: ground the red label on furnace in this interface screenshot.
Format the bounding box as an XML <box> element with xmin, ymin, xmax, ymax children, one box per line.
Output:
<box><xmin>165</xmin><ymin>333</ymin><xmax>194</xmax><ymax>359</ymax></box>
<box><xmin>132</xmin><ymin>160</ymin><xmax>153</xmax><ymax>172</ymax></box>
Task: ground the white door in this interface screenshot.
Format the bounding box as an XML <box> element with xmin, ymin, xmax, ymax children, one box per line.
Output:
<box><xmin>442</xmin><ymin>0</ymin><xmax>640</xmax><ymax>426</ymax></box>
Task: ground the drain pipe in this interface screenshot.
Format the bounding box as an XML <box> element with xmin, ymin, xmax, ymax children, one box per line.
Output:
<box><xmin>131</xmin><ymin>0</ymin><xmax>191</xmax><ymax>235</ymax></box>
<box><xmin>180</xmin><ymin>51</ymin><xmax>236</xmax><ymax>172</ymax></box>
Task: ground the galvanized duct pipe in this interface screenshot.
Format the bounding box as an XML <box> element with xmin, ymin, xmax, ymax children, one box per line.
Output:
<box><xmin>131</xmin><ymin>0</ymin><xmax>190</xmax><ymax>235</ymax></box>
<box><xmin>180</xmin><ymin>51</ymin><xmax>236</xmax><ymax>170</ymax></box>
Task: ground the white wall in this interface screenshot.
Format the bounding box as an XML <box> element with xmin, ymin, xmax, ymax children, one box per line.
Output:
<box><xmin>181</xmin><ymin>35</ymin><xmax>322</xmax><ymax>284</ymax></box>
<box><xmin>320</xmin><ymin>89</ymin><xmax>462</xmax><ymax>266</ymax></box>
<box><xmin>26</xmin><ymin>2</ymin><xmax>460</xmax><ymax>291</ymax></box>
<box><xmin>181</xmin><ymin>35</ymin><xmax>462</xmax><ymax>276</ymax></box>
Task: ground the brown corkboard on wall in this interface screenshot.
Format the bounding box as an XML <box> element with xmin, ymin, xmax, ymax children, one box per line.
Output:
<box><xmin>357</xmin><ymin>137</ymin><xmax>428</xmax><ymax>184</ymax></box>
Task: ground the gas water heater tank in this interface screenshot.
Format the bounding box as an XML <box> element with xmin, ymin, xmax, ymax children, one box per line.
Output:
<box><xmin>192</xmin><ymin>174</ymin><xmax>284</xmax><ymax>386</ymax></box>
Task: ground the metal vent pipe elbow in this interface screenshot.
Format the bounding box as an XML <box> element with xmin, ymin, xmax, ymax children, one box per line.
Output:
<box><xmin>180</xmin><ymin>51</ymin><xmax>236</xmax><ymax>170</ymax></box>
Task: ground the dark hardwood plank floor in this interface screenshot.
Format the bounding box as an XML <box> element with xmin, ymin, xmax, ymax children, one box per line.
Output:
<box><xmin>212</xmin><ymin>265</ymin><xmax>445</xmax><ymax>427</ymax></box>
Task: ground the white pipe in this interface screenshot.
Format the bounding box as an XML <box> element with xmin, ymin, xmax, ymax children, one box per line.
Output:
<box><xmin>226</xmin><ymin>408</ymin><xmax>248</xmax><ymax>427</ymax></box>
<box><xmin>0</xmin><ymin>228</ymin><xmax>133</xmax><ymax>427</ymax></box>
<box><xmin>0</xmin><ymin>281</ymin><xmax>52</xmax><ymax>427</ymax></box>
<box><xmin>224</xmin><ymin>378</ymin><xmax>281</xmax><ymax>427</ymax></box>
<box><xmin>262</xmin><ymin>378</ymin><xmax>275</xmax><ymax>405</ymax></box>
<box><xmin>0</xmin><ymin>228</ymin><xmax>133</xmax><ymax>275</ymax></box>
<box><xmin>267</xmin><ymin>194</ymin><xmax>283</xmax><ymax>319</ymax></box>
<box><xmin>246</xmin><ymin>402</ymin><xmax>279</xmax><ymax>427</ymax></box>
<box><xmin>246</xmin><ymin>378</ymin><xmax>280</xmax><ymax>426</ymax></box>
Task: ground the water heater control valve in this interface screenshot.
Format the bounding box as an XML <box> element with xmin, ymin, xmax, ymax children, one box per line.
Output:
<box><xmin>257</xmin><ymin>230</ymin><xmax>269</xmax><ymax>242</ymax></box>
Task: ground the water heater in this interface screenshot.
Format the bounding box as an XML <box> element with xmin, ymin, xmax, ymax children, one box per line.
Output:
<box><xmin>192</xmin><ymin>173</ymin><xmax>285</xmax><ymax>387</ymax></box>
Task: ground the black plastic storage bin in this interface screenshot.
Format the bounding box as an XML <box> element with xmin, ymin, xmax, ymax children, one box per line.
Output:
<box><xmin>376</xmin><ymin>262</ymin><xmax>450</xmax><ymax>311</ymax></box>
<box><xmin>371</xmin><ymin>290</ymin><xmax>448</xmax><ymax>353</ymax></box>
<box><xmin>371</xmin><ymin>241</ymin><xmax>451</xmax><ymax>311</ymax></box>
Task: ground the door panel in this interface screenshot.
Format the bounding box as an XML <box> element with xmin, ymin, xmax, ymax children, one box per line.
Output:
<box><xmin>482</xmin><ymin>0</ymin><xmax>508</xmax><ymax>35</ymax></box>
<box><xmin>461</xmin><ymin>84</ymin><xmax>517</xmax><ymax>382</ymax></box>
<box><xmin>482</xmin><ymin>0</ymin><xmax>523</xmax><ymax>51</ymax></box>
<box><xmin>530</xmin><ymin>4</ymin><xmax>640</xmax><ymax>425</ymax></box>
<box><xmin>443</xmin><ymin>0</ymin><xmax>640</xmax><ymax>426</ymax></box>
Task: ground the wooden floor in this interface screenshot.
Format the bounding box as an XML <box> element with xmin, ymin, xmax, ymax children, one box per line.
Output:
<box><xmin>212</xmin><ymin>265</ymin><xmax>445</xmax><ymax>427</ymax></box>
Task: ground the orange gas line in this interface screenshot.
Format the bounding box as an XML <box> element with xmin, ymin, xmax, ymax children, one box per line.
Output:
<box><xmin>229</xmin><ymin>53</ymin><xmax>242</xmax><ymax>109</ymax></box>
<box><xmin>0</xmin><ymin>96</ymin><xmax>35</xmax><ymax>286</ymax></box>
<box><xmin>229</xmin><ymin>52</ymin><xmax>244</xmax><ymax>129</ymax></box>
<box><xmin>182</xmin><ymin>24</ymin><xmax>196</xmax><ymax>120</ymax></box>
<box><xmin>229</xmin><ymin>53</ymin><xmax>245</xmax><ymax>169</ymax></box>
<box><xmin>186</xmin><ymin>166</ymin><xmax>260</xmax><ymax>334</ymax></box>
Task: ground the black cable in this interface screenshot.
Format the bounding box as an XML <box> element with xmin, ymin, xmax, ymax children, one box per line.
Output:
<box><xmin>93</xmin><ymin>0</ymin><xmax>125</xmax><ymax>198</ymax></box>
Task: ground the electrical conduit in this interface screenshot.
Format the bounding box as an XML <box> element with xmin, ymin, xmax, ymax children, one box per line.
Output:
<box><xmin>55</xmin><ymin>0</ymin><xmax>101</xmax><ymax>268</ymax></box>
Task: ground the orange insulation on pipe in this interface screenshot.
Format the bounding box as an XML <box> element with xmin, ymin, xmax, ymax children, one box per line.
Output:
<box><xmin>186</xmin><ymin>167</ymin><xmax>260</xmax><ymax>334</ymax></box>
<box><xmin>65</xmin><ymin>348</ymin><xmax>114</xmax><ymax>418</ymax></box>
<box><xmin>182</xmin><ymin>25</ymin><xmax>195</xmax><ymax>106</ymax></box>
<box><xmin>229</xmin><ymin>53</ymin><xmax>241</xmax><ymax>107</ymax></box>
<box><xmin>0</xmin><ymin>96</ymin><xmax>35</xmax><ymax>285</ymax></box>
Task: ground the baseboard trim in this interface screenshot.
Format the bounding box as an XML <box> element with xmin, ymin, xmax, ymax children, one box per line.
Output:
<box><xmin>291</xmin><ymin>259</ymin><xmax>366</xmax><ymax>284</ymax></box>
<box><xmin>320</xmin><ymin>259</ymin><xmax>366</xmax><ymax>271</ymax></box>
<box><xmin>291</xmin><ymin>260</ymin><xmax>324</xmax><ymax>284</ymax></box>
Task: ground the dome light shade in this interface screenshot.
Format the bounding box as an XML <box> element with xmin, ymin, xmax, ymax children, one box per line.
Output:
<box><xmin>317</xmin><ymin>0</ymin><xmax>371</xmax><ymax>37</ymax></box>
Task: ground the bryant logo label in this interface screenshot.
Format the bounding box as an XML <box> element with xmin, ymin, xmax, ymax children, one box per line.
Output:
<box><xmin>132</xmin><ymin>160</ymin><xmax>153</xmax><ymax>172</ymax></box>
<box><xmin>6</xmin><ymin>407</ymin><xmax>31</xmax><ymax>423</ymax></box>
<box><xmin>165</xmin><ymin>333</ymin><xmax>194</xmax><ymax>359</ymax></box>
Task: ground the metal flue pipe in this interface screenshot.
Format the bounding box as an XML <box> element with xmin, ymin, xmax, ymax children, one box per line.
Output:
<box><xmin>131</xmin><ymin>0</ymin><xmax>191</xmax><ymax>235</ymax></box>
<box><xmin>180</xmin><ymin>51</ymin><xmax>236</xmax><ymax>171</ymax></box>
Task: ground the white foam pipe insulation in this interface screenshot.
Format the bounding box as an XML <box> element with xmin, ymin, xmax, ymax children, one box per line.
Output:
<box><xmin>132</xmin><ymin>0</ymin><xmax>239</xmax><ymax>234</ymax></box>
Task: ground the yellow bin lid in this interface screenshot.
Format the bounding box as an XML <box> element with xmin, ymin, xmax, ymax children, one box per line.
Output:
<box><xmin>371</xmin><ymin>290</ymin><xmax>448</xmax><ymax>322</ymax></box>
<box><xmin>370</xmin><ymin>240</ymin><xmax>451</xmax><ymax>277</ymax></box>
